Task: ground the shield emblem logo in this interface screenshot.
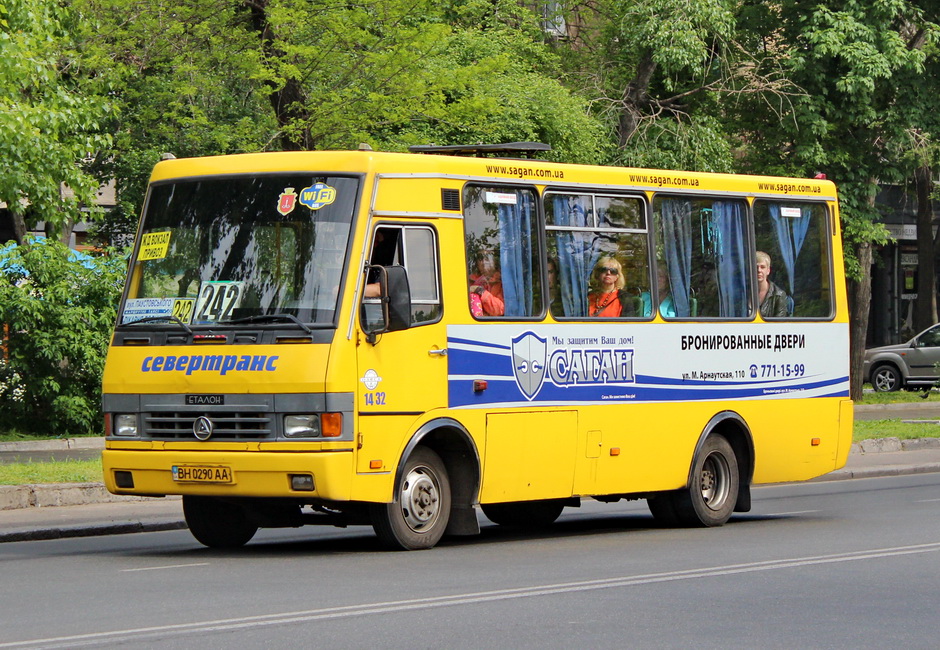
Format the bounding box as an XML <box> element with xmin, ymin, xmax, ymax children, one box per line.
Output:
<box><xmin>511</xmin><ymin>331</ymin><xmax>547</xmax><ymax>401</ymax></box>
<box><xmin>277</xmin><ymin>188</ymin><xmax>298</xmax><ymax>216</ymax></box>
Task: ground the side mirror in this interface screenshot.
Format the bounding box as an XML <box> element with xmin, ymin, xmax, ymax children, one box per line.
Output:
<box><xmin>362</xmin><ymin>264</ymin><xmax>411</xmax><ymax>343</ymax></box>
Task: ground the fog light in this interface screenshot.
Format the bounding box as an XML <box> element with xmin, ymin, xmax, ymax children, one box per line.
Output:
<box><xmin>284</xmin><ymin>414</ymin><xmax>319</xmax><ymax>438</ymax></box>
<box><xmin>290</xmin><ymin>474</ymin><xmax>315</xmax><ymax>491</ymax></box>
<box><xmin>114</xmin><ymin>414</ymin><xmax>138</xmax><ymax>437</ymax></box>
<box><xmin>114</xmin><ymin>471</ymin><xmax>134</xmax><ymax>488</ymax></box>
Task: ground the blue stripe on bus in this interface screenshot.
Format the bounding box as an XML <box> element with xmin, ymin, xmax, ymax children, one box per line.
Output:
<box><xmin>448</xmin><ymin>337</ymin><xmax>511</xmax><ymax>351</ymax></box>
<box><xmin>447</xmin><ymin>375</ymin><xmax>850</xmax><ymax>407</ymax></box>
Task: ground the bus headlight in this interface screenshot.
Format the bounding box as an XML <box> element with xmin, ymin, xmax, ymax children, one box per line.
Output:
<box><xmin>284</xmin><ymin>414</ymin><xmax>320</xmax><ymax>438</ymax></box>
<box><xmin>114</xmin><ymin>414</ymin><xmax>139</xmax><ymax>437</ymax></box>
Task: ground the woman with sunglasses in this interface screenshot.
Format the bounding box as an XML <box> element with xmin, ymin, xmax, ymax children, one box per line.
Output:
<box><xmin>589</xmin><ymin>256</ymin><xmax>630</xmax><ymax>317</ymax></box>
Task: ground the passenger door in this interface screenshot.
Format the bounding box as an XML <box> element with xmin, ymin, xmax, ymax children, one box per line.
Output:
<box><xmin>355</xmin><ymin>224</ymin><xmax>446</xmax><ymax>473</ymax></box>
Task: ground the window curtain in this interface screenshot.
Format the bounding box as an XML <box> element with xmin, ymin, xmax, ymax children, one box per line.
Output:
<box><xmin>660</xmin><ymin>199</ymin><xmax>693</xmax><ymax>317</ymax></box>
<box><xmin>769</xmin><ymin>204</ymin><xmax>812</xmax><ymax>298</ymax></box>
<box><xmin>713</xmin><ymin>201</ymin><xmax>748</xmax><ymax>317</ymax></box>
<box><xmin>552</xmin><ymin>195</ymin><xmax>599</xmax><ymax>317</ymax></box>
<box><xmin>497</xmin><ymin>191</ymin><xmax>537</xmax><ymax>316</ymax></box>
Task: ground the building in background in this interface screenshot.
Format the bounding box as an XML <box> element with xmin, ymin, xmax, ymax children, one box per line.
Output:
<box><xmin>869</xmin><ymin>184</ymin><xmax>940</xmax><ymax>347</ymax></box>
<box><xmin>0</xmin><ymin>180</ymin><xmax>116</xmax><ymax>250</ymax></box>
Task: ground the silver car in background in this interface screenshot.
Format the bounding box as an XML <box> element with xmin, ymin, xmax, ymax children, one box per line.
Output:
<box><xmin>863</xmin><ymin>324</ymin><xmax>940</xmax><ymax>391</ymax></box>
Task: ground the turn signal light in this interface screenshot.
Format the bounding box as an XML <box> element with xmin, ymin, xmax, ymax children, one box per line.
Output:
<box><xmin>369</xmin><ymin>460</ymin><xmax>383</xmax><ymax>469</ymax></box>
<box><xmin>321</xmin><ymin>413</ymin><xmax>343</xmax><ymax>437</ymax></box>
<box><xmin>811</xmin><ymin>438</ymin><xmax>821</xmax><ymax>446</ymax></box>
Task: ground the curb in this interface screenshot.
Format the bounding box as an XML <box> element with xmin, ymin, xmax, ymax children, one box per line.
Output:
<box><xmin>851</xmin><ymin>436</ymin><xmax>940</xmax><ymax>453</ymax></box>
<box><xmin>815</xmin><ymin>463</ymin><xmax>940</xmax><ymax>481</ymax></box>
<box><xmin>0</xmin><ymin>483</ymin><xmax>154</xmax><ymax>511</ymax></box>
<box><xmin>0</xmin><ymin>519</ymin><xmax>187</xmax><ymax>544</ymax></box>
<box><xmin>0</xmin><ymin>438</ymin><xmax>104</xmax><ymax>452</ymax></box>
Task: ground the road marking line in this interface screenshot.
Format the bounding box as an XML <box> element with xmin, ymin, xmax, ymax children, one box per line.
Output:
<box><xmin>914</xmin><ymin>498</ymin><xmax>940</xmax><ymax>503</ymax></box>
<box><xmin>121</xmin><ymin>562</ymin><xmax>209</xmax><ymax>573</ymax></box>
<box><xmin>4</xmin><ymin>542</ymin><xmax>940</xmax><ymax>649</ymax></box>
<box><xmin>764</xmin><ymin>510</ymin><xmax>821</xmax><ymax>516</ymax></box>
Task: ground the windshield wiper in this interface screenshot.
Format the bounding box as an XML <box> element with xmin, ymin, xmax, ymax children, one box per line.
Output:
<box><xmin>221</xmin><ymin>314</ymin><xmax>313</xmax><ymax>334</ymax></box>
<box><xmin>123</xmin><ymin>316</ymin><xmax>193</xmax><ymax>335</ymax></box>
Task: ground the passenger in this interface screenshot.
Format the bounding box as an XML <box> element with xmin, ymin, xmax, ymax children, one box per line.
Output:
<box><xmin>757</xmin><ymin>250</ymin><xmax>788</xmax><ymax>318</ymax></box>
<box><xmin>589</xmin><ymin>256</ymin><xmax>631</xmax><ymax>317</ymax></box>
<box><xmin>469</xmin><ymin>248</ymin><xmax>504</xmax><ymax>316</ymax></box>
<box><xmin>546</xmin><ymin>256</ymin><xmax>564</xmax><ymax>316</ymax></box>
<box><xmin>641</xmin><ymin>265</ymin><xmax>675</xmax><ymax>317</ymax></box>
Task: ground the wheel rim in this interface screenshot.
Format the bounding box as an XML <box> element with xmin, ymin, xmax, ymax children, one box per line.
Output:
<box><xmin>699</xmin><ymin>452</ymin><xmax>732</xmax><ymax>511</ymax></box>
<box><xmin>874</xmin><ymin>369</ymin><xmax>896</xmax><ymax>391</ymax></box>
<box><xmin>399</xmin><ymin>464</ymin><xmax>441</xmax><ymax>532</ymax></box>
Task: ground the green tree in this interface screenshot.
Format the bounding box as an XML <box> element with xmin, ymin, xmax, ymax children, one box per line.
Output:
<box><xmin>72</xmin><ymin>0</ymin><xmax>276</xmax><ymax>235</ymax></box>
<box><xmin>0</xmin><ymin>0</ymin><xmax>112</xmax><ymax>244</ymax></box>
<box><xmin>560</xmin><ymin>0</ymin><xmax>797</xmax><ymax>171</ymax></box>
<box><xmin>0</xmin><ymin>238</ymin><xmax>126</xmax><ymax>435</ymax></box>
<box><xmin>73</xmin><ymin>0</ymin><xmax>606</xmax><ymax>228</ymax></box>
<box><xmin>732</xmin><ymin>0</ymin><xmax>940</xmax><ymax>399</ymax></box>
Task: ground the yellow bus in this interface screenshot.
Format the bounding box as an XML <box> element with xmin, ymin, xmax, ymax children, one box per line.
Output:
<box><xmin>102</xmin><ymin>144</ymin><xmax>852</xmax><ymax>550</ymax></box>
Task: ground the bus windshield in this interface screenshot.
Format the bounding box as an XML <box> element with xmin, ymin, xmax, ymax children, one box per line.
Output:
<box><xmin>120</xmin><ymin>174</ymin><xmax>359</xmax><ymax>327</ymax></box>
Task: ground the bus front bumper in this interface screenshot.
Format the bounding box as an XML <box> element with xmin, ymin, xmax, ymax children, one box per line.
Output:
<box><xmin>102</xmin><ymin>448</ymin><xmax>354</xmax><ymax>501</ymax></box>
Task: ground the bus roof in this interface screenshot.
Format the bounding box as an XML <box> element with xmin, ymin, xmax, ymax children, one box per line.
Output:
<box><xmin>148</xmin><ymin>149</ymin><xmax>838</xmax><ymax>200</ymax></box>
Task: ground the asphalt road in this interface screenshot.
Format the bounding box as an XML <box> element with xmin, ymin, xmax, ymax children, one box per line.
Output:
<box><xmin>1</xmin><ymin>473</ymin><xmax>939</xmax><ymax>649</ymax></box>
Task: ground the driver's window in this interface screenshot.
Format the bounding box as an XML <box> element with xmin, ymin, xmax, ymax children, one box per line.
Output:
<box><xmin>361</xmin><ymin>225</ymin><xmax>441</xmax><ymax>328</ymax></box>
<box><xmin>918</xmin><ymin>327</ymin><xmax>940</xmax><ymax>347</ymax></box>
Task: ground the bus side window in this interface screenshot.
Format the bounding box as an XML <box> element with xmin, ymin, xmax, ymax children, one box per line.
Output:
<box><xmin>463</xmin><ymin>186</ymin><xmax>543</xmax><ymax>319</ymax></box>
<box><xmin>361</xmin><ymin>225</ymin><xmax>441</xmax><ymax>327</ymax></box>
<box><xmin>753</xmin><ymin>201</ymin><xmax>833</xmax><ymax>319</ymax></box>
<box><xmin>652</xmin><ymin>197</ymin><xmax>750</xmax><ymax>319</ymax></box>
<box><xmin>544</xmin><ymin>192</ymin><xmax>650</xmax><ymax>319</ymax></box>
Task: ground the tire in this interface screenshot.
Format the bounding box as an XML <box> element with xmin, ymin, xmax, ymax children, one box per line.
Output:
<box><xmin>871</xmin><ymin>364</ymin><xmax>902</xmax><ymax>392</ymax></box>
<box><xmin>646</xmin><ymin>493</ymin><xmax>680</xmax><ymax>526</ymax></box>
<box><xmin>671</xmin><ymin>434</ymin><xmax>739</xmax><ymax>527</ymax></box>
<box><xmin>481</xmin><ymin>500</ymin><xmax>565</xmax><ymax>528</ymax></box>
<box><xmin>182</xmin><ymin>495</ymin><xmax>258</xmax><ymax>548</ymax></box>
<box><xmin>371</xmin><ymin>447</ymin><xmax>451</xmax><ymax>550</ymax></box>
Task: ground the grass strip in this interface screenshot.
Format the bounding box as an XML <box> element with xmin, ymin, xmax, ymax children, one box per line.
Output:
<box><xmin>0</xmin><ymin>458</ymin><xmax>103</xmax><ymax>485</ymax></box>
<box><xmin>854</xmin><ymin>419</ymin><xmax>940</xmax><ymax>441</ymax></box>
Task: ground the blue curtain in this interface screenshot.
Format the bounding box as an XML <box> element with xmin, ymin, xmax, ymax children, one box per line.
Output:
<box><xmin>769</xmin><ymin>204</ymin><xmax>812</xmax><ymax>297</ymax></box>
<box><xmin>713</xmin><ymin>201</ymin><xmax>748</xmax><ymax>317</ymax></box>
<box><xmin>553</xmin><ymin>195</ymin><xmax>599</xmax><ymax>317</ymax></box>
<box><xmin>498</xmin><ymin>191</ymin><xmax>536</xmax><ymax>316</ymax></box>
<box><xmin>660</xmin><ymin>199</ymin><xmax>693</xmax><ymax>317</ymax></box>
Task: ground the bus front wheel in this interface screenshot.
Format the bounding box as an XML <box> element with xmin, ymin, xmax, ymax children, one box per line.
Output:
<box><xmin>648</xmin><ymin>434</ymin><xmax>739</xmax><ymax>527</ymax></box>
<box><xmin>371</xmin><ymin>446</ymin><xmax>451</xmax><ymax>550</ymax></box>
<box><xmin>182</xmin><ymin>495</ymin><xmax>258</xmax><ymax>548</ymax></box>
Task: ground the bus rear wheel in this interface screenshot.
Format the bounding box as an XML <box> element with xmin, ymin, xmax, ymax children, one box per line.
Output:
<box><xmin>481</xmin><ymin>500</ymin><xmax>565</xmax><ymax>528</ymax></box>
<box><xmin>182</xmin><ymin>495</ymin><xmax>258</xmax><ymax>548</ymax></box>
<box><xmin>371</xmin><ymin>447</ymin><xmax>451</xmax><ymax>550</ymax></box>
<box><xmin>648</xmin><ymin>434</ymin><xmax>739</xmax><ymax>527</ymax></box>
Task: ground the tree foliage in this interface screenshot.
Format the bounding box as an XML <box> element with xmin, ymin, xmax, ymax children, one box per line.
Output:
<box><xmin>0</xmin><ymin>0</ymin><xmax>112</xmax><ymax>243</ymax></box>
<box><xmin>0</xmin><ymin>238</ymin><xmax>126</xmax><ymax>434</ymax></box>
<box><xmin>728</xmin><ymin>0</ymin><xmax>940</xmax><ymax>398</ymax></box>
<box><xmin>71</xmin><ymin>0</ymin><xmax>607</xmax><ymax>221</ymax></box>
<box><xmin>7</xmin><ymin>0</ymin><xmax>940</xmax><ymax>414</ymax></box>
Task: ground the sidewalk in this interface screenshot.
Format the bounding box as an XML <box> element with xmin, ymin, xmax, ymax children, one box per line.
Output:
<box><xmin>2</xmin><ymin>430</ymin><xmax>940</xmax><ymax>544</ymax></box>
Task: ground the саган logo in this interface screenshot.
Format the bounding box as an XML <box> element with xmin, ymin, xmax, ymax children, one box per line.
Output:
<box><xmin>511</xmin><ymin>331</ymin><xmax>547</xmax><ymax>400</ymax></box>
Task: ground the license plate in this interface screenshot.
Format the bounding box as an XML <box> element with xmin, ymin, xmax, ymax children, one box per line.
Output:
<box><xmin>172</xmin><ymin>465</ymin><xmax>234</xmax><ymax>483</ymax></box>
